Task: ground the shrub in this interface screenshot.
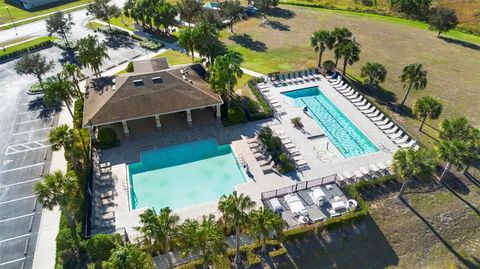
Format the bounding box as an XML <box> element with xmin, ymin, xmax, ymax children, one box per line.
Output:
<box><xmin>131</xmin><ymin>34</ymin><xmax>145</xmax><ymax>41</ymax></box>
<box><xmin>247</xmin><ymin>79</ymin><xmax>273</xmax><ymax>120</ymax></box>
<box><xmin>98</xmin><ymin>25</ymin><xmax>129</xmax><ymax>36</ymax></box>
<box><xmin>0</xmin><ymin>37</ymin><xmax>54</xmax><ymax>62</ymax></box>
<box><xmin>96</xmin><ymin>128</ymin><xmax>120</xmax><ymax>149</ymax></box>
<box><xmin>276</xmin><ymin>153</ymin><xmax>295</xmax><ymax>174</ymax></box>
<box><xmin>140</xmin><ymin>40</ymin><xmax>163</xmax><ymax>51</ymax></box>
<box><xmin>52</xmin><ymin>39</ymin><xmax>77</xmax><ymax>50</ymax></box>
<box><xmin>86</xmin><ymin>234</ymin><xmax>117</xmax><ymax>263</ymax></box>
<box><xmin>126</xmin><ymin>61</ymin><xmax>134</xmax><ymax>72</ymax></box>
<box><xmin>246</xmin><ymin>98</ymin><xmax>259</xmax><ymax>114</ymax></box>
<box><xmin>213</xmin><ymin>255</ymin><xmax>231</xmax><ymax>269</ymax></box>
<box><xmin>322</xmin><ymin>60</ymin><xmax>336</xmax><ymax>74</ymax></box>
<box><xmin>291</xmin><ymin>117</ymin><xmax>303</xmax><ymax>128</ymax></box>
<box><xmin>74</xmin><ymin>99</ymin><xmax>84</xmax><ymax>129</ymax></box>
<box><xmin>269</xmin><ymin>245</ymin><xmax>287</xmax><ymax>258</ymax></box>
<box><xmin>175</xmin><ymin>260</ymin><xmax>202</xmax><ymax>269</ymax></box>
<box><xmin>224</xmin><ymin>105</ymin><xmax>247</xmax><ymax>126</ymax></box>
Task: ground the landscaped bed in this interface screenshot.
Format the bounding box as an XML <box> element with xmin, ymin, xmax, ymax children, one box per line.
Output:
<box><xmin>0</xmin><ymin>36</ymin><xmax>56</xmax><ymax>61</ymax></box>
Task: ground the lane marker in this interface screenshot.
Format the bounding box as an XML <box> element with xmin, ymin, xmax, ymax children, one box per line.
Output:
<box><xmin>16</xmin><ymin>117</ymin><xmax>53</xmax><ymax>125</ymax></box>
<box><xmin>5</xmin><ymin>140</ymin><xmax>50</xmax><ymax>155</ymax></box>
<box><xmin>0</xmin><ymin>64</ymin><xmax>14</xmax><ymax>74</ymax></box>
<box><xmin>0</xmin><ymin>195</ymin><xmax>36</xmax><ymax>205</ymax></box>
<box><xmin>0</xmin><ymin>178</ymin><xmax>41</xmax><ymax>189</ymax></box>
<box><xmin>0</xmin><ymin>163</ymin><xmax>44</xmax><ymax>174</ymax></box>
<box><xmin>0</xmin><ymin>257</ymin><xmax>26</xmax><ymax>266</ymax></box>
<box><xmin>18</xmin><ymin>108</ymin><xmax>54</xmax><ymax>115</ymax></box>
<box><xmin>0</xmin><ymin>233</ymin><xmax>30</xmax><ymax>244</ymax></box>
<box><xmin>12</xmin><ymin>127</ymin><xmax>52</xmax><ymax>135</ymax></box>
<box><xmin>0</xmin><ymin>212</ymin><xmax>35</xmax><ymax>224</ymax></box>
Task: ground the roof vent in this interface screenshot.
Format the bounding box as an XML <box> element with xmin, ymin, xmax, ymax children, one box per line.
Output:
<box><xmin>133</xmin><ymin>79</ymin><xmax>144</xmax><ymax>87</ymax></box>
<box><xmin>152</xmin><ymin>76</ymin><xmax>162</xmax><ymax>84</ymax></box>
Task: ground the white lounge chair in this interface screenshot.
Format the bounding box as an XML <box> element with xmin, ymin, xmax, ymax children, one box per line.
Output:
<box><xmin>399</xmin><ymin>140</ymin><xmax>416</xmax><ymax>148</ymax></box>
<box><xmin>395</xmin><ymin>135</ymin><xmax>409</xmax><ymax>144</ymax></box>
<box><xmin>335</xmin><ymin>84</ymin><xmax>348</xmax><ymax>90</ymax></box>
<box><xmin>269</xmin><ymin>198</ymin><xmax>283</xmax><ymax>213</ymax></box>
<box><xmin>339</xmin><ymin>87</ymin><xmax>352</xmax><ymax>94</ymax></box>
<box><xmin>351</xmin><ymin>96</ymin><xmax>364</xmax><ymax>103</ymax></box>
<box><xmin>363</xmin><ymin>107</ymin><xmax>376</xmax><ymax>114</ymax></box>
<box><xmin>284</xmin><ymin>194</ymin><xmax>308</xmax><ymax>216</ymax></box>
<box><xmin>384</xmin><ymin>126</ymin><xmax>398</xmax><ymax>134</ymax></box>
<box><xmin>375</xmin><ymin>118</ymin><xmax>389</xmax><ymax>125</ymax></box>
<box><xmin>389</xmin><ymin>130</ymin><xmax>403</xmax><ymax>139</ymax></box>
<box><xmin>343</xmin><ymin>90</ymin><xmax>356</xmax><ymax>97</ymax></box>
<box><xmin>366</xmin><ymin>110</ymin><xmax>381</xmax><ymax>118</ymax></box>
<box><xmin>353</xmin><ymin>99</ymin><xmax>367</xmax><ymax>106</ymax></box>
<box><xmin>347</xmin><ymin>93</ymin><xmax>360</xmax><ymax>100</ymax></box>
<box><xmin>358</xmin><ymin>104</ymin><xmax>372</xmax><ymax>111</ymax></box>
<box><xmin>371</xmin><ymin>114</ymin><xmax>385</xmax><ymax>122</ymax></box>
<box><xmin>379</xmin><ymin>122</ymin><xmax>394</xmax><ymax>130</ymax></box>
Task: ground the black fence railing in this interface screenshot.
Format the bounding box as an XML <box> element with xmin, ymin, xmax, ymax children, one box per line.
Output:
<box><xmin>261</xmin><ymin>174</ymin><xmax>338</xmax><ymax>201</ymax></box>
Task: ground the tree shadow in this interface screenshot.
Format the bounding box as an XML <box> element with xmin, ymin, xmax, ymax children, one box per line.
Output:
<box><xmin>424</xmin><ymin>122</ymin><xmax>441</xmax><ymax>132</ymax></box>
<box><xmin>280</xmin><ymin>216</ymin><xmax>398</xmax><ymax>268</ymax></box>
<box><xmin>438</xmin><ymin>36</ymin><xmax>480</xmax><ymax>51</ymax></box>
<box><xmin>437</xmin><ymin>173</ymin><xmax>480</xmax><ymax>215</ymax></box>
<box><xmin>267</xmin><ymin>20</ymin><xmax>290</xmax><ymax>31</ymax></box>
<box><xmin>464</xmin><ymin>170</ymin><xmax>480</xmax><ymax>188</ymax></box>
<box><xmin>264</xmin><ymin>7</ymin><xmax>296</xmax><ymax>19</ymax></box>
<box><xmin>400</xmin><ymin>197</ymin><xmax>479</xmax><ymax>269</ymax></box>
<box><xmin>419</xmin><ymin>128</ymin><xmax>440</xmax><ymax>142</ymax></box>
<box><xmin>346</xmin><ymin>75</ymin><xmax>396</xmax><ymax>105</ymax></box>
<box><xmin>27</xmin><ymin>96</ymin><xmax>61</xmax><ymax>119</ymax></box>
<box><xmin>58</xmin><ymin>50</ymin><xmax>80</xmax><ymax>65</ymax></box>
<box><xmin>104</xmin><ymin>35</ymin><xmax>135</xmax><ymax>50</ymax></box>
<box><xmin>229</xmin><ymin>34</ymin><xmax>268</xmax><ymax>52</ymax></box>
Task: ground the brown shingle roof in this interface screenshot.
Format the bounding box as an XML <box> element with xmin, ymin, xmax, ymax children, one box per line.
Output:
<box><xmin>83</xmin><ymin>63</ymin><xmax>223</xmax><ymax>127</ymax></box>
<box><xmin>133</xmin><ymin>58</ymin><xmax>169</xmax><ymax>73</ymax></box>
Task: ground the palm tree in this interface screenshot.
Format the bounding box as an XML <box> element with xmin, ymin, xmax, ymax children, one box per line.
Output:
<box><xmin>62</xmin><ymin>63</ymin><xmax>83</xmax><ymax>99</ymax></box>
<box><xmin>218</xmin><ymin>191</ymin><xmax>256</xmax><ymax>264</ymax></box>
<box><xmin>437</xmin><ymin>139</ymin><xmax>477</xmax><ymax>181</ymax></box>
<box><xmin>34</xmin><ymin>170</ymin><xmax>78</xmax><ymax>229</ymax></box>
<box><xmin>49</xmin><ymin>124</ymin><xmax>86</xmax><ymax>177</ymax></box>
<box><xmin>310</xmin><ymin>30</ymin><xmax>335</xmax><ymax>67</ymax></box>
<box><xmin>106</xmin><ymin>243</ymin><xmax>155</xmax><ymax>269</ymax></box>
<box><xmin>209</xmin><ymin>51</ymin><xmax>244</xmax><ymax>109</ymax></box>
<box><xmin>360</xmin><ymin>62</ymin><xmax>387</xmax><ymax>86</ymax></box>
<box><xmin>440</xmin><ymin>117</ymin><xmax>480</xmax><ymax>144</ymax></box>
<box><xmin>178</xmin><ymin>27</ymin><xmax>195</xmax><ymax>62</ymax></box>
<box><xmin>42</xmin><ymin>75</ymin><xmax>78</xmax><ymax>118</ymax></box>
<box><xmin>338</xmin><ymin>39</ymin><xmax>360</xmax><ymax>74</ymax></box>
<box><xmin>331</xmin><ymin>27</ymin><xmax>352</xmax><ymax>67</ymax></box>
<box><xmin>77</xmin><ymin>35</ymin><xmax>110</xmax><ymax>77</ymax></box>
<box><xmin>136</xmin><ymin>207</ymin><xmax>179</xmax><ymax>269</ymax></box>
<box><xmin>391</xmin><ymin>148</ymin><xmax>436</xmax><ymax>198</ymax></box>
<box><xmin>413</xmin><ymin>95</ymin><xmax>442</xmax><ymax>132</ymax></box>
<box><xmin>179</xmin><ymin>215</ymin><xmax>227</xmax><ymax>269</ymax></box>
<box><xmin>399</xmin><ymin>63</ymin><xmax>427</xmax><ymax>106</ymax></box>
<box><xmin>247</xmin><ymin>207</ymin><xmax>285</xmax><ymax>253</ymax></box>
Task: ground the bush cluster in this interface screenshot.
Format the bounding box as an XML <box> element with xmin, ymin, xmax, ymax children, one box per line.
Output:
<box><xmin>126</xmin><ymin>61</ymin><xmax>134</xmax><ymax>72</ymax></box>
<box><xmin>223</xmin><ymin>105</ymin><xmax>248</xmax><ymax>126</ymax></box>
<box><xmin>74</xmin><ymin>99</ymin><xmax>84</xmax><ymax>129</ymax></box>
<box><xmin>0</xmin><ymin>38</ymin><xmax>53</xmax><ymax>63</ymax></box>
<box><xmin>247</xmin><ymin>79</ymin><xmax>273</xmax><ymax>120</ymax></box>
<box><xmin>98</xmin><ymin>25</ymin><xmax>129</xmax><ymax>36</ymax></box>
<box><xmin>52</xmin><ymin>39</ymin><xmax>78</xmax><ymax>51</ymax></box>
<box><xmin>96</xmin><ymin>128</ymin><xmax>120</xmax><ymax>149</ymax></box>
<box><xmin>140</xmin><ymin>40</ymin><xmax>164</xmax><ymax>51</ymax></box>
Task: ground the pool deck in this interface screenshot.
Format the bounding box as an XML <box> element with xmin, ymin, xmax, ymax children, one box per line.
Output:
<box><xmin>93</xmin><ymin>74</ymin><xmax>400</xmax><ymax>241</ymax></box>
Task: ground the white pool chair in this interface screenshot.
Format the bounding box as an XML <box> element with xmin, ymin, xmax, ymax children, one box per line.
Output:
<box><xmin>354</xmin><ymin>99</ymin><xmax>368</xmax><ymax>107</ymax></box>
<box><xmin>399</xmin><ymin>140</ymin><xmax>416</xmax><ymax>148</ymax></box>
<box><xmin>359</xmin><ymin>166</ymin><xmax>370</xmax><ymax>176</ymax></box>
<box><xmin>394</xmin><ymin>135</ymin><xmax>409</xmax><ymax>144</ymax></box>
<box><xmin>347</xmin><ymin>93</ymin><xmax>360</xmax><ymax>100</ymax></box>
<box><xmin>371</xmin><ymin>113</ymin><xmax>384</xmax><ymax>122</ymax></box>
<box><xmin>366</xmin><ymin>110</ymin><xmax>381</xmax><ymax>118</ymax></box>
<box><xmin>353</xmin><ymin>170</ymin><xmax>364</xmax><ymax>179</ymax></box>
<box><xmin>384</xmin><ymin>125</ymin><xmax>398</xmax><ymax>134</ymax></box>
<box><xmin>331</xmin><ymin>79</ymin><xmax>343</xmax><ymax>86</ymax></box>
<box><xmin>358</xmin><ymin>104</ymin><xmax>372</xmax><ymax>111</ymax></box>
<box><xmin>379</xmin><ymin>122</ymin><xmax>395</xmax><ymax>130</ymax></box>
<box><xmin>351</xmin><ymin>96</ymin><xmax>363</xmax><ymax>104</ymax></box>
<box><xmin>389</xmin><ymin>130</ymin><xmax>403</xmax><ymax>139</ymax></box>
<box><xmin>335</xmin><ymin>84</ymin><xmax>348</xmax><ymax>90</ymax></box>
<box><xmin>343</xmin><ymin>89</ymin><xmax>356</xmax><ymax>97</ymax></box>
<box><xmin>369</xmin><ymin>163</ymin><xmax>381</xmax><ymax>173</ymax></box>
<box><xmin>363</xmin><ymin>107</ymin><xmax>376</xmax><ymax>114</ymax></box>
<box><xmin>375</xmin><ymin>118</ymin><xmax>390</xmax><ymax>125</ymax></box>
<box><xmin>339</xmin><ymin>87</ymin><xmax>352</xmax><ymax>94</ymax></box>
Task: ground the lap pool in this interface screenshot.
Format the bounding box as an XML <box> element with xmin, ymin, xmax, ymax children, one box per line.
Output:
<box><xmin>128</xmin><ymin>139</ymin><xmax>246</xmax><ymax>210</ymax></box>
<box><xmin>283</xmin><ymin>87</ymin><xmax>378</xmax><ymax>158</ymax></box>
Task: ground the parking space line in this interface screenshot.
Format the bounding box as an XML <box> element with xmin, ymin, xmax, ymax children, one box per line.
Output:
<box><xmin>5</xmin><ymin>140</ymin><xmax>51</xmax><ymax>155</ymax></box>
<box><xmin>0</xmin><ymin>233</ymin><xmax>30</xmax><ymax>244</ymax></box>
<box><xmin>0</xmin><ymin>195</ymin><xmax>36</xmax><ymax>205</ymax></box>
<box><xmin>12</xmin><ymin>127</ymin><xmax>52</xmax><ymax>135</ymax></box>
<box><xmin>0</xmin><ymin>64</ymin><xmax>14</xmax><ymax>74</ymax></box>
<box><xmin>0</xmin><ymin>257</ymin><xmax>26</xmax><ymax>266</ymax></box>
<box><xmin>0</xmin><ymin>213</ymin><xmax>35</xmax><ymax>224</ymax></box>
<box><xmin>18</xmin><ymin>108</ymin><xmax>54</xmax><ymax>115</ymax></box>
<box><xmin>0</xmin><ymin>178</ymin><xmax>41</xmax><ymax>188</ymax></box>
<box><xmin>0</xmin><ymin>163</ymin><xmax>44</xmax><ymax>174</ymax></box>
<box><xmin>16</xmin><ymin>117</ymin><xmax>53</xmax><ymax>125</ymax></box>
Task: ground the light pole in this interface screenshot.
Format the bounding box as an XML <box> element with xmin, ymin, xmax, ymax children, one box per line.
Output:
<box><xmin>6</xmin><ymin>7</ymin><xmax>18</xmax><ymax>36</ymax></box>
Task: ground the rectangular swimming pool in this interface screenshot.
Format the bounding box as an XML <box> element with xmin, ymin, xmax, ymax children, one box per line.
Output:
<box><xmin>128</xmin><ymin>139</ymin><xmax>246</xmax><ymax>210</ymax></box>
<box><xmin>283</xmin><ymin>87</ymin><xmax>378</xmax><ymax>158</ymax></box>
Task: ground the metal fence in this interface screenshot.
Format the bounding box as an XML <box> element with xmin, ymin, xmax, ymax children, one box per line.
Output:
<box><xmin>261</xmin><ymin>174</ymin><xmax>338</xmax><ymax>201</ymax></box>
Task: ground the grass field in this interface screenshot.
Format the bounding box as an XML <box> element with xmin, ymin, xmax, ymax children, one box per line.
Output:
<box><xmin>221</xmin><ymin>5</ymin><xmax>480</xmax><ymax>148</ymax></box>
<box><xmin>0</xmin><ymin>36</ymin><xmax>55</xmax><ymax>57</ymax></box>
<box><xmin>0</xmin><ymin>0</ymin><xmax>91</xmax><ymax>25</ymax></box>
<box><xmin>154</xmin><ymin>49</ymin><xmax>200</xmax><ymax>66</ymax></box>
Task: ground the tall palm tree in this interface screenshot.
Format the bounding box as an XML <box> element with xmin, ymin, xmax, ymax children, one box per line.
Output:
<box><xmin>338</xmin><ymin>39</ymin><xmax>360</xmax><ymax>74</ymax></box>
<box><xmin>49</xmin><ymin>124</ymin><xmax>86</xmax><ymax>177</ymax></box>
<box><xmin>42</xmin><ymin>75</ymin><xmax>78</xmax><ymax>118</ymax></box>
<box><xmin>437</xmin><ymin>139</ymin><xmax>477</xmax><ymax>181</ymax></box>
<box><xmin>413</xmin><ymin>95</ymin><xmax>442</xmax><ymax>131</ymax></box>
<box><xmin>136</xmin><ymin>207</ymin><xmax>179</xmax><ymax>269</ymax></box>
<box><xmin>331</xmin><ymin>27</ymin><xmax>352</xmax><ymax>67</ymax></box>
<box><xmin>179</xmin><ymin>215</ymin><xmax>227</xmax><ymax>269</ymax></box>
<box><xmin>77</xmin><ymin>35</ymin><xmax>110</xmax><ymax>77</ymax></box>
<box><xmin>62</xmin><ymin>63</ymin><xmax>83</xmax><ymax>99</ymax></box>
<box><xmin>247</xmin><ymin>207</ymin><xmax>285</xmax><ymax>253</ymax></box>
<box><xmin>178</xmin><ymin>27</ymin><xmax>195</xmax><ymax>62</ymax></box>
<box><xmin>399</xmin><ymin>63</ymin><xmax>428</xmax><ymax>106</ymax></box>
<box><xmin>310</xmin><ymin>30</ymin><xmax>335</xmax><ymax>67</ymax></box>
<box><xmin>34</xmin><ymin>170</ymin><xmax>78</xmax><ymax>229</ymax></box>
<box><xmin>440</xmin><ymin>117</ymin><xmax>480</xmax><ymax>144</ymax></box>
<box><xmin>391</xmin><ymin>148</ymin><xmax>436</xmax><ymax>198</ymax></box>
<box><xmin>218</xmin><ymin>191</ymin><xmax>256</xmax><ymax>264</ymax></box>
<box><xmin>106</xmin><ymin>243</ymin><xmax>155</xmax><ymax>269</ymax></box>
<box><xmin>209</xmin><ymin>51</ymin><xmax>244</xmax><ymax>109</ymax></box>
<box><xmin>360</xmin><ymin>62</ymin><xmax>387</xmax><ymax>86</ymax></box>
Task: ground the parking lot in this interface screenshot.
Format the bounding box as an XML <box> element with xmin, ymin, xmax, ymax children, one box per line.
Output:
<box><xmin>0</xmin><ymin>28</ymin><xmax>146</xmax><ymax>269</ymax></box>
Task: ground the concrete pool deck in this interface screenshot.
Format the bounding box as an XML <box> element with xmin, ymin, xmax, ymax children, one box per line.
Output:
<box><xmin>92</xmin><ymin>73</ymin><xmax>400</xmax><ymax>241</ymax></box>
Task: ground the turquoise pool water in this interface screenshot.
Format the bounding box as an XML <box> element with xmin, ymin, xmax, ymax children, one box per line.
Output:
<box><xmin>283</xmin><ymin>87</ymin><xmax>378</xmax><ymax>158</ymax></box>
<box><xmin>128</xmin><ymin>139</ymin><xmax>246</xmax><ymax>210</ymax></box>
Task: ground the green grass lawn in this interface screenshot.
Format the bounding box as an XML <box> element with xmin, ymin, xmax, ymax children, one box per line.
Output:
<box><xmin>0</xmin><ymin>36</ymin><xmax>55</xmax><ymax>57</ymax></box>
<box><xmin>108</xmin><ymin>15</ymin><xmax>135</xmax><ymax>32</ymax></box>
<box><xmin>154</xmin><ymin>49</ymin><xmax>200</xmax><ymax>66</ymax></box>
<box><xmin>222</xmin><ymin>4</ymin><xmax>480</xmax><ymax>148</ymax></box>
<box><xmin>84</xmin><ymin>20</ymin><xmax>103</xmax><ymax>30</ymax></box>
<box><xmin>0</xmin><ymin>0</ymin><xmax>91</xmax><ymax>25</ymax></box>
<box><xmin>0</xmin><ymin>36</ymin><xmax>30</xmax><ymax>46</ymax></box>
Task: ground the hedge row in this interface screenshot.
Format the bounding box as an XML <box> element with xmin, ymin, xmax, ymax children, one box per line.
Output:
<box><xmin>0</xmin><ymin>37</ymin><xmax>55</xmax><ymax>63</ymax></box>
<box><xmin>247</xmin><ymin>78</ymin><xmax>273</xmax><ymax>120</ymax></box>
